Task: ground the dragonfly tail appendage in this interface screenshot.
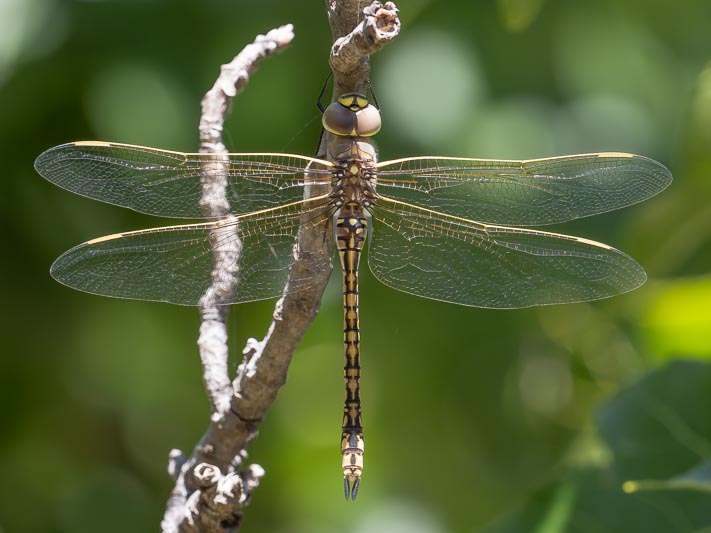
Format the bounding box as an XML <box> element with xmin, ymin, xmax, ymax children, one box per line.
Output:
<box><xmin>337</xmin><ymin>213</ymin><xmax>367</xmax><ymax>500</ymax></box>
<box><xmin>342</xmin><ymin>431</ymin><xmax>364</xmax><ymax>500</ymax></box>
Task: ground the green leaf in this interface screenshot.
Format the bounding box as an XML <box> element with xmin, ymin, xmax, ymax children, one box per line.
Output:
<box><xmin>598</xmin><ymin>359</ymin><xmax>711</xmax><ymax>482</ymax></box>
<box><xmin>644</xmin><ymin>276</ymin><xmax>711</xmax><ymax>360</ymax></box>
<box><xmin>482</xmin><ymin>361</ymin><xmax>711</xmax><ymax>532</ymax></box>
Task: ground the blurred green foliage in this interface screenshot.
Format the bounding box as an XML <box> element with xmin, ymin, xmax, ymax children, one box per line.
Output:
<box><xmin>1</xmin><ymin>0</ymin><xmax>710</xmax><ymax>531</ymax></box>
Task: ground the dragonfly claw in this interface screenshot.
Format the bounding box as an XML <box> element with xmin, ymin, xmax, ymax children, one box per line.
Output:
<box><xmin>344</xmin><ymin>474</ymin><xmax>361</xmax><ymax>500</ymax></box>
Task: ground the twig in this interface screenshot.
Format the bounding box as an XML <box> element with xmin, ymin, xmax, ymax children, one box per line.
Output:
<box><xmin>161</xmin><ymin>24</ymin><xmax>295</xmax><ymax>533</ymax></box>
<box><xmin>327</xmin><ymin>1</ymin><xmax>400</xmax><ymax>98</ymax></box>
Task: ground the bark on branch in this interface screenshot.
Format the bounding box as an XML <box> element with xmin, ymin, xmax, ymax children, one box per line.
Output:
<box><xmin>328</xmin><ymin>1</ymin><xmax>400</xmax><ymax>97</ymax></box>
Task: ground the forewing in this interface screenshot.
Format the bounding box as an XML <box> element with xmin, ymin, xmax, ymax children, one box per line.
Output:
<box><xmin>35</xmin><ymin>142</ymin><xmax>333</xmax><ymax>218</ymax></box>
<box><xmin>376</xmin><ymin>153</ymin><xmax>671</xmax><ymax>226</ymax></box>
<box><xmin>368</xmin><ymin>198</ymin><xmax>646</xmax><ymax>309</ymax></box>
<box><xmin>50</xmin><ymin>198</ymin><xmax>333</xmax><ymax>305</ymax></box>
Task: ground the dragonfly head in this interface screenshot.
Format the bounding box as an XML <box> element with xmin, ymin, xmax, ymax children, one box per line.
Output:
<box><xmin>322</xmin><ymin>93</ymin><xmax>381</xmax><ymax>138</ymax></box>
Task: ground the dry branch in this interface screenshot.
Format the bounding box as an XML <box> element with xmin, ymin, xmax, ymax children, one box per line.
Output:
<box><xmin>162</xmin><ymin>24</ymin><xmax>296</xmax><ymax>533</ymax></box>
<box><xmin>161</xmin><ymin>1</ymin><xmax>400</xmax><ymax>530</ymax></box>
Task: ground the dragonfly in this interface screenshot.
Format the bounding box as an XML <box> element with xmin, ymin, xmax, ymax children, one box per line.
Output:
<box><xmin>35</xmin><ymin>93</ymin><xmax>672</xmax><ymax>500</ymax></box>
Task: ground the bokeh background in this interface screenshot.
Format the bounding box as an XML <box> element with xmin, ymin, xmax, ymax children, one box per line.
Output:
<box><xmin>2</xmin><ymin>0</ymin><xmax>711</xmax><ymax>531</ymax></box>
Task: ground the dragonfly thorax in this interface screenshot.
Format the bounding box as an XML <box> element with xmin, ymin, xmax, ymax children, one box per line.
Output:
<box><xmin>329</xmin><ymin>137</ymin><xmax>377</xmax><ymax>162</ymax></box>
<box><xmin>331</xmin><ymin>140</ymin><xmax>378</xmax><ymax>210</ymax></box>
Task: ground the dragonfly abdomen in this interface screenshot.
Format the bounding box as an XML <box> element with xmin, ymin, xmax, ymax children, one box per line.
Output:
<box><xmin>336</xmin><ymin>211</ymin><xmax>367</xmax><ymax>500</ymax></box>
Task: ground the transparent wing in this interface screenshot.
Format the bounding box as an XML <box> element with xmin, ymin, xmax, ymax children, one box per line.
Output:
<box><xmin>368</xmin><ymin>197</ymin><xmax>646</xmax><ymax>309</ymax></box>
<box><xmin>35</xmin><ymin>142</ymin><xmax>334</xmax><ymax>218</ymax></box>
<box><xmin>51</xmin><ymin>198</ymin><xmax>334</xmax><ymax>305</ymax></box>
<box><xmin>376</xmin><ymin>153</ymin><xmax>671</xmax><ymax>226</ymax></box>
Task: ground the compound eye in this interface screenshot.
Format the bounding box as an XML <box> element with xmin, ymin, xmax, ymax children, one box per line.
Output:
<box><xmin>322</xmin><ymin>101</ymin><xmax>357</xmax><ymax>136</ymax></box>
<box><xmin>355</xmin><ymin>105</ymin><xmax>381</xmax><ymax>137</ymax></box>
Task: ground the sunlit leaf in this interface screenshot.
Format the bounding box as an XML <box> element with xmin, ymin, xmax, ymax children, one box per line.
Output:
<box><xmin>644</xmin><ymin>276</ymin><xmax>711</xmax><ymax>360</ymax></box>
